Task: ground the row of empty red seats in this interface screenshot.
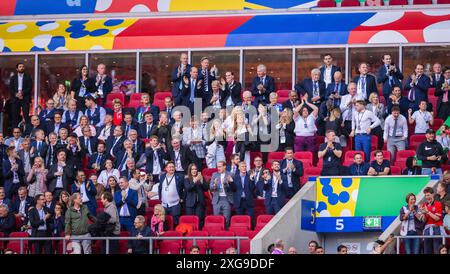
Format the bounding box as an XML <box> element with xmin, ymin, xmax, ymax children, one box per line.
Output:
<box><xmin>317</xmin><ymin>0</ymin><xmax>450</xmax><ymax>7</ymax></box>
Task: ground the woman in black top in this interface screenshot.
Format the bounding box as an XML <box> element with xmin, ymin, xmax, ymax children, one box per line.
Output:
<box><xmin>70</xmin><ymin>65</ymin><xmax>95</xmax><ymax>111</ymax></box>
<box><xmin>277</xmin><ymin>108</ymin><xmax>295</xmax><ymax>152</ymax></box>
<box><xmin>402</xmin><ymin>156</ymin><xmax>422</xmax><ymax>175</ymax></box>
<box><xmin>325</xmin><ymin>107</ymin><xmax>343</xmax><ymax>137</ymax></box>
<box><xmin>184</xmin><ymin>163</ymin><xmax>209</xmax><ymax>228</ymax></box>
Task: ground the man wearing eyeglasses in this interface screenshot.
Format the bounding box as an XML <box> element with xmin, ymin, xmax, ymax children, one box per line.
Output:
<box><xmin>5</xmin><ymin>128</ymin><xmax>24</xmax><ymax>152</ymax></box>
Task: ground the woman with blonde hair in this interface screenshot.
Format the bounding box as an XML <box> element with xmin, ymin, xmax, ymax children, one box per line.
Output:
<box><xmin>232</xmin><ymin>108</ymin><xmax>253</xmax><ymax>169</ymax></box>
<box><xmin>112</xmin><ymin>98</ymin><xmax>123</xmax><ymax>127</ymax></box>
<box><xmin>276</xmin><ymin>108</ymin><xmax>295</xmax><ymax>151</ymax></box>
<box><xmin>26</xmin><ymin>156</ymin><xmax>48</xmax><ymax>198</ymax></box>
<box><xmin>151</xmin><ymin>204</ymin><xmax>168</xmax><ymax>236</ymax></box>
<box><xmin>367</xmin><ymin>92</ymin><xmax>386</xmax><ymax>150</ymax></box>
<box><xmin>73</xmin><ymin>115</ymin><xmax>96</xmax><ymax>137</ymax></box>
<box><xmin>325</xmin><ymin>107</ymin><xmax>343</xmax><ymax>144</ymax></box>
<box><xmin>205</xmin><ymin>118</ymin><xmax>226</xmax><ymax>168</ymax></box>
<box><xmin>53</xmin><ymin>83</ymin><xmax>72</xmax><ymax>110</ymax></box>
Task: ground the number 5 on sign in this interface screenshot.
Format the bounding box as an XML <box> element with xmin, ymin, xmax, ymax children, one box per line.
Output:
<box><xmin>336</xmin><ymin>219</ymin><xmax>344</xmax><ymax>230</ymax></box>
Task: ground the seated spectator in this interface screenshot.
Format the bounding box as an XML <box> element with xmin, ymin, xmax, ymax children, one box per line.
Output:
<box><xmin>416</xmin><ymin>129</ymin><xmax>445</xmax><ymax>175</ymax></box>
<box><xmin>421</xmin><ymin>187</ymin><xmax>445</xmax><ymax>254</ymax></box>
<box><xmin>400</xmin><ymin>193</ymin><xmax>424</xmax><ymax>254</ymax></box>
<box><xmin>0</xmin><ymin>203</ymin><xmax>15</xmax><ymax>236</ymax></box>
<box><xmin>98</xmin><ymin>159</ymin><xmax>120</xmax><ymax>188</ymax></box>
<box><xmin>402</xmin><ymin>156</ymin><xmax>422</xmax><ymax>175</ymax></box>
<box><xmin>325</xmin><ymin>71</ymin><xmax>347</xmax><ymax>108</ymax></box>
<box><xmin>84</xmin><ymin>95</ymin><xmax>106</xmax><ymax>128</ymax></box>
<box><xmin>73</xmin><ymin>115</ymin><xmax>96</xmax><ymax>137</ymax></box>
<box><xmin>437</xmin><ymin>125</ymin><xmax>450</xmax><ymax>153</ymax></box>
<box><xmin>384</xmin><ymin>106</ymin><xmax>408</xmax><ymax>162</ymax></box>
<box><xmin>408</xmin><ymin>100</ymin><xmax>434</xmax><ymax>134</ymax></box>
<box><xmin>293</xmin><ymin>94</ymin><xmax>318</xmax><ymax>153</ymax></box>
<box><xmin>337</xmin><ymin>244</ymin><xmax>348</xmax><ymax>254</ymax></box>
<box><xmin>318</xmin><ymin>130</ymin><xmax>343</xmax><ymax>176</ymax></box>
<box><xmin>97</xmin><ymin>114</ymin><xmax>115</xmax><ymax>142</ymax></box>
<box><xmin>38</xmin><ymin>98</ymin><xmax>56</xmax><ymax>123</ymax></box>
<box><xmin>114</xmin><ymin>176</ymin><xmax>138</xmax><ymax>232</ymax></box>
<box><xmin>268</xmin><ymin>92</ymin><xmax>283</xmax><ymax>113</ymax></box>
<box><xmin>282</xmin><ymin>90</ymin><xmax>300</xmax><ymax>110</ymax></box>
<box><xmin>150</xmin><ymin>204</ymin><xmax>169</xmax><ymax>236</ymax></box>
<box><xmin>23</xmin><ymin>115</ymin><xmax>46</xmax><ymax>139</ymax></box>
<box><xmin>128</xmin><ymin>215</ymin><xmax>153</xmax><ymax>254</ymax></box>
<box><xmin>348</xmin><ymin>152</ymin><xmax>370</xmax><ymax>176</ymax></box>
<box><xmin>121</xmin><ymin>112</ymin><xmax>138</xmax><ymax>138</ymax></box>
<box><xmin>88</xmin><ymin>141</ymin><xmax>109</xmax><ymax>172</ymax></box>
<box><xmin>62</xmin><ymin>99</ymin><xmax>82</xmax><ymax>130</ymax></box>
<box><xmin>368</xmin><ymin>150</ymin><xmax>391</xmax><ymax>176</ymax></box>
<box><xmin>387</xmin><ymin>86</ymin><xmax>409</xmax><ymax>117</ymax></box>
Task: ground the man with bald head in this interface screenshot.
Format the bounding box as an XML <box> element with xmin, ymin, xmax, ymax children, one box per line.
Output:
<box><xmin>91</xmin><ymin>63</ymin><xmax>113</xmax><ymax>103</ymax></box>
<box><xmin>325</xmin><ymin>71</ymin><xmax>347</xmax><ymax>108</ymax></box>
<box><xmin>296</xmin><ymin>68</ymin><xmax>326</xmax><ymax>108</ymax></box>
<box><xmin>251</xmin><ymin>64</ymin><xmax>275</xmax><ymax>106</ymax></box>
<box><xmin>171</xmin><ymin>53</ymin><xmax>191</xmax><ymax>106</ymax></box>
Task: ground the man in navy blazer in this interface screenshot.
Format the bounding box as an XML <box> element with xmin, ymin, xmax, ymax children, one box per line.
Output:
<box><xmin>319</xmin><ymin>53</ymin><xmax>341</xmax><ymax>88</ymax></box>
<box><xmin>144</xmin><ymin>137</ymin><xmax>166</xmax><ymax>183</ymax></box>
<box><xmin>377</xmin><ymin>54</ymin><xmax>404</xmax><ymax>102</ymax></box>
<box><xmin>222</xmin><ymin>71</ymin><xmax>242</xmax><ymax>107</ymax></box>
<box><xmin>3</xmin><ymin>147</ymin><xmax>25</xmax><ymax>199</ymax></box>
<box><xmin>325</xmin><ymin>71</ymin><xmax>348</xmax><ymax>108</ymax></box>
<box><xmin>88</xmin><ymin>141</ymin><xmax>109</xmax><ymax>171</ymax></box>
<box><xmin>138</xmin><ymin>112</ymin><xmax>157</xmax><ymax>139</ymax></box>
<box><xmin>404</xmin><ymin>64</ymin><xmax>430</xmax><ymax>111</ymax></box>
<box><xmin>263</xmin><ymin>161</ymin><xmax>288</xmax><ymax>215</ymax></box>
<box><xmin>430</xmin><ymin>63</ymin><xmax>444</xmax><ymax>88</ymax></box>
<box><xmin>280</xmin><ymin>148</ymin><xmax>304</xmax><ymax>199</ymax></box>
<box><xmin>9</xmin><ymin>62</ymin><xmax>33</xmax><ymax>128</ymax></box>
<box><xmin>105</xmin><ymin>126</ymin><xmax>126</xmax><ymax>158</ymax></box>
<box><xmin>281</xmin><ymin>90</ymin><xmax>300</xmax><ymax>110</ymax></box>
<box><xmin>232</xmin><ymin>162</ymin><xmax>256</xmax><ymax>224</ymax></box>
<box><xmin>12</xmin><ymin>187</ymin><xmax>33</xmax><ymax>218</ymax></box>
<box><xmin>38</xmin><ymin>98</ymin><xmax>57</xmax><ymax>123</ymax></box>
<box><xmin>30</xmin><ymin>129</ymin><xmax>48</xmax><ymax>160</ymax></box>
<box><xmin>115</xmin><ymin>176</ymin><xmax>138</xmax><ymax>232</ymax></box>
<box><xmin>45</xmin><ymin>111</ymin><xmax>68</xmax><ymax>136</ymax></box>
<box><xmin>296</xmin><ymin>68</ymin><xmax>326</xmax><ymax>108</ymax></box>
<box><xmin>251</xmin><ymin>64</ymin><xmax>275</xmax><ymax>106</ymax></box>
<box><xmin>79</xmin><ymin>127</ymin><xmax>98</xmax><ymax>156</ymax></box>
<box><xmin>353</xmin><ymin>62</ymin><xmax>377</xmax><ymax>102</ymax></box>
<box><xmin>171</xmin><ymin>53</ymin><xmax>192</xmax><ymax>106</ymax></box>
<box><xmin>158</xmin><ymin>162</ymin><xmax>185</xmax><ymax>226</ymax></box>
<box><xmin>182</xmin><ymin>67</ymin><xmax>204</xmax><ymax>114</ymax></box>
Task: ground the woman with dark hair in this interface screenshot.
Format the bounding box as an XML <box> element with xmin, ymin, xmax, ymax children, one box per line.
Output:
<box><xmin>402</xmin><ymin>156</ymin><xmax>422</xmax><ymax>175</ymax></box>
<box><xmin>52</xmin><ymin>83</ymin><xmax>72</xmax><ymax>110</ymax></box>
<box><xmin>70</xmin><ymin>64</ymin><xmax>95</xmax><ymax>111</ymax></box>
<box><xmin>293</xmin><ymin>94</ymin><xmax>318</xmax><ymax>153</ymax></box>
<box><xmin>399</xmin><ymin>193</ymin><xmax>424</xmax><ymax>254</ymax></box>
<box><xmin>184</xmin><ymin>163</ymin><xmax>209</xmax><ymax>228</ymax></box>
<box><xmin>58</xmin><ymin>190</ymin><xmax>70</xmax><ymax>216</ymax></box>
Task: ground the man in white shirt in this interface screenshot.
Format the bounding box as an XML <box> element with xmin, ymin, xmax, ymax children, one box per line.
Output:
<box><xmin>210</xmin><ymin>161</ymin><xmax>235</xmax><ymax>227</ymax></box>
<box><xmin>409</xmin><ymin>100</ymin><xmax>434</xmax><ymax>134</ymax></box>
<box><xmin>384</xmin><ymin>106</ymin><xmax>408</xmax><ymax>161</ymax></box>
<box><xmin>158</xmin><ymin>162</ymin><xmax>184</xmax><ymax>226</ymax></box>
<box><xmin>350</xmin><ymin>100</ymin><xmax>381</xmax><ymax>162</ymax></box>
<box><xmin>114</xmin><ymin>176</ymin><xmax>138</xmax><ymax>232</ymax></box>
<box><xmin>340</xmin><ymin>83</ymin><xmax>357</xmax><ymax>138</ymax></box>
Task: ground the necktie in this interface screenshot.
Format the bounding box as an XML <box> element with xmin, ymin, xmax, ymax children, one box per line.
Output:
<box><xmin>126</xmin><ymin>125</ymin><xmax>130</xmax><ymax>136</ymax></box>
<box><xmin>260</xmin><ymin>77</ymin><xmax>264</xmax><ymax>86</ymax></box>
<box><xmin>120</xmin><ymin>153</ymin><xmax>127</xmax><ymax>170</ymax></box>
<box><xmin>96</xmin><ymin>154</ymin><xmax>102</xmax><ymax>166</ymax></box>
<box><xmin>392</xmin><ymin>118</ymin><xmax>398</xmax><ymax>137</ymax></box>
<box><xmin>361</xmin><ymin>77</ymin><xmax>366</xmax><ymax>92</ymax></box>
<box><xmin>37</xmin><ymin>141</ymin><xmax>41</xmax><ymax>154</ymax></box>
<box><xmin>334</xmin><ymin>83</ymin><xmax>339</xmax><ymax>93</ymax></box>
<box><xmin>147</xmin><ymin>124</ymin><xmax>151</xmax><ymax>138</ymax></box>
<box><xmin>190</xmin><ymin>80</ymin><xmax>195</xmax><ymax>102</ymax></box>
<box><xmin>408</xmin><ymin>86</ymin><xmax>415</xmax><ymax>101</ymax></box>
<box><xmin>444</xmin><ymin>80</ymin><xmax>449</xmax><ymax>103</ymax></box>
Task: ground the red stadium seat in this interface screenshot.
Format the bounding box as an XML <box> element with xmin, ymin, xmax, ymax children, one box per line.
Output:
<box><xmin>7</xmin><ymin>232</ymin><xmax>29</xmax><ymax>254</ymax></box>
<box><xmin>179</xmin><ymin>215</ymin><xmax>200</xmax><ymax>231</ymax></box>
<box><xmin>432</xmin><ymin>118</ymin><xmax>444</xmax><ymax>131</ymax></box>
<box><xmin>341</xmin><ymin>0</ymin><xmax>360</xmax><ymax>6</ymax></box>
<box><xmin>429</xmin><ymin>95</ymin><xmax>438</xmax><ymax>114</ymax></box>
<box><xmin>118</xmin><ymin>231</ymin><xmax>130</xmax><ymax>254</ymax></box>
<box><xmin>229</xmin><ymin>226</ymin><xmax>250</xmax><ymax>234</ymax></box>
<box><xmin>428</xmin><ymin>88</ymin><xmax>435</xmax><ymax>97</ymax></box>
<box><xmin>254</xmin><ymin>215</ymin><xmax>274</xmax><ymax>232</ymax></box>
<box><xmin>203</xmin><ymin>215</ymin><xmax>225</xmax><ymax>233</ymax></box>
<box><xmin>184</xmin><ymin>231</ymin><xmax>209</xmax><ymax>254</ymax></box>
<box><xmin>0</xmin><ymin>232</ymin><xmax>4</xmax><ymax>251</ymax></box>
<box><xmin>267</xmin><ymin>152</ymin><xmax>285</xmax><ymax>162</ymax></box>
<box><xmin>389</xmin><ymin>0</ymin><xmax>408</xmax><ymax>4</ymax></box>
<box><xmin>413</xmin><ymin>0</ymin><xmax>432</xmax><ymax>4</ymax></box>
<box><xmin>230</xmin><ymin>215</ymin><xmax>251</xmax><ymax>231</ymax></box>
<box><xmin>301</xmin><ymin>167</ymin><xmax>322</xmax><ymax>185</ymax></box>
<box><xmin>127</xmin><ymin>100</ymin><xmax>141</xmax><ymax>108</ymax></box>
<box><xmin>84</xmin><ymin>169</ymin><xmax>98</xmax><ymax>179</ymax></box>
<box><xmin>391</xmin><ymin>166</ymin><xmax>401</xmax><ymax>175</ymax></box>
<box><xmin>370</xmin><ymin>150</ymin><xmax>391</xmax><ymax>162</ymax></box>
<box><xmin>396</xmin><ymin>150</ymin><xmax>416</xmax><ymax>161</ymax></box>
<box><xmin>209</xmin><ymin>231</ymin><xmax>235</xmax><ymax>254</ymax></box>
<box><xmin>278</xmin><ymin>96</ymin><xmax>289</xmax><ymax>103</ymax></box>
<box><xmin>371</xmin><ymin>135</ymin><xmax>379</xmax><ymax>151</ymax></box>
<box><xmin>294</xmin><ymin>151</ymin><xmax>313</xmax><ymax>167</ymax></box>
<box><xmin>130</xmin><ymin>93</ymin><xmax>142</xmax><ymax>101</ymax></box>
<box><xmin>153</xmin><ymin>99</ymin><xmax>166</xmax><ymax>110</ymax></box>
<box><xmin>409</xmin><ymin>135</ymin><xmax>426</xmax><ymax>151</ymax></box>
<box><xmin>344</xmin><ymin>150</ymin><xmax>365</xmax><ymax>162</ymax></box>
<box><xmin>437</xmin><ymin>0</ymin><xmax>450</xmax><ymax>3</ymax></box>
<box><xmin>154</xmin><ymin>91</ymin><xmax>172</xmax><ymax>101</ymax></box>
<box><xmin>158</xmin><ymin>231</ymin><xmax>183</xmax><ymax>254</ymax></box>
<box><xmin>106</xmin><ymin>93</ymin><xmax>125</xmax><ymax>104</ymax></box>
<box><xmin>317</xmin><ymin>0</ymin><xmax>337</xmax><ymax>7</ymax></box>
<box><xmin>276</xmin><ymin>90</ymin><xmax>291</xmax><ymax>97</ymax></box>
<box><xmin>202</xmin><ymin>168</ymin><xmax>218</xmax><ymax>183</ymax></box>
<box><xmin>15</xmin><ymin>215</ymin><xmax>23</xmax><ymax>231</ymax></box>
<box><xmin>235</xmin><ymin>230</ymin><xmax>257</xmax><ymax>254</ymax></box>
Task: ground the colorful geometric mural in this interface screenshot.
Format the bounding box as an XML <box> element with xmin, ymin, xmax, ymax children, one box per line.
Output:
<box><xmin>1</xmin><ymin>10</ymin><xmax>449</xmax><ymax>53</ymax></box>
<box><xmin>0</xmin><ymin>0</ymin><xmax>317</xmax><ymax>16</ymax></box>
<box><xmin>315</xmin><ymin>176</ymin><xmax>430</xmax><ymax>232</ymax></box>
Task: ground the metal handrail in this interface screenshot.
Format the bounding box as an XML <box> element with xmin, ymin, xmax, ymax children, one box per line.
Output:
<box><xmin>0</xmin><ymin>236</ymin><xmax>249</xmax><ymax>254</ymax></box>
<box><xmin>394</xmin><ymin>235</ymin><xmax>450</xmax><ymax>254</ymax></box>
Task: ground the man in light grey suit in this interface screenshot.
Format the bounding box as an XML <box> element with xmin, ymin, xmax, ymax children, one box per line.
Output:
<box><xmin>210</xmin><ymin>160</ymin><xmax>236</xmax><ymax>228</ymax></box>
<box><xmin>5</xmin><ymin>127</ymin><xmax>24</xmax><ymax>151</ymax></box>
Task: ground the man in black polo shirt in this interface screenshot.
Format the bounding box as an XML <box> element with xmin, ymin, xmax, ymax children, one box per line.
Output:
<box><xmin>318</xmin><ymin>130</ymin><xmax>343</xmax><ymax>176</ymax></box>
<box><xmin>416</xmin><ymin>129</ymin><xmax>445</xmax><ymax>175</ymax></box>
<box><xmin>368</xmin><ymin>150</ymin><xmax>391</xmax><ymax>176</ymax></box>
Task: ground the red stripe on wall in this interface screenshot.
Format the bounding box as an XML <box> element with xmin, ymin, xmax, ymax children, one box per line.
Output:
<box><xmin>0</xmin><ymin>0</ymin><xmax>17</xmax><ymax>16</ymax></box>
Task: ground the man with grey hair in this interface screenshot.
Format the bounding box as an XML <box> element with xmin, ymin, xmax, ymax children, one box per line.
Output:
<box><xmin>340</xmin><ymin>82</ymin><xmax>358</xmax><ymax>139</ymax></box>
<box><xmin>296</xmin><ymin>68</ymin><xmax>325</xmax><ymax>108</ymax></box>
<box><xmin>128</xmin><ymin>129</ymin><xmax>144</xmax><ymax>155</ymax></box>
<box><xmin>115</xmin><ymin>139</ymin><xmax>137</xmax><ymax>172</ymax></box>
<box><xmin>0</xmin><ymin>203</ymin><xmax>15</xmax><ymax>237</ymax></box>
<box><xmin>251</xmin><ymin>64</ymin><xmax>275</xmax><ymax>105</ymax></box>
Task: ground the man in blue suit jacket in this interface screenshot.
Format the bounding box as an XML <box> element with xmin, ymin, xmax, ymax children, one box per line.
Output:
<box><xmin>144</xmin><ymin>137</ymin><xmax>166</xmax><ymax>183</ymax></box>
<box><xmin>12</xmin><ymin>187</ymin><xmax>33</xmax><ymax>217</ymax></box>
<box><xmin>88</xmin><ymin>141</ymin><xmax>109</xmax><ymax>171</ymax></box>
<box><xmin>105</xmin><ymin>127</ymin><xmax>126</xmax><ymax>158</ymax></box>
<box><xmin>171</xmin><ymin>53</ymin><xmax>192</xmax><ymax>106</ymax></box>
<box><xmin>115</xmin><ymin>176</ymin><xmax>138</xmax><ymax>232</ymax></box>
<box><xmin>182</xmin><ymin>67</ymin><xmax>204</xmax><ymax>114</ymax></box>
<box><xmin>30</xmin><ymin>129</ymin><xmax>48</xmax><ymax>160</ymax></box>
<box><xmin>3</xmin><ymin>147</ymin><xmax>25</xmax><ymax>199</ymax></box>
<box><xmin>353</xmin><ymin>62</ymin><xmax>377</xmax><ymax>102</ymax></box>
<box><xmin>325</xmin><ymin>71</ymin><xmax>348</xmax><ymax>108</ymax></box>
<box><xmin>38</xmin><ymin>99</ymin><xmax>56</xmax><ymax>123</ymax></box>
<box><xmin>232</xmin><ymin>162</ymin><xmax>256</xmax><ymax>224</ymax></box>
<box><xmin>377</xmin><ymin>54</ymin><xmax>404</xmax><ymax>102</ymax></box>
<box><xmin>430</xmin><ymin>63</ymin><xmax>444</xmax><ymax>88</ymax></box>
<box><xmin>296</xmin><ymin>68</ymin><xmax>326</xmax><ymax>108</ymax></box>
<box><xmin>404</xmin><ymin>64</ymin><xmax>430</xmax><ymax>111</ymax></box>
<box><xmin>158</xmin><ymin>162</ymin><xmax>185</xmax><ymax>226</ymax></box>
<box><xmin>319</xmin><ymin>53</ymin><xmax>341</xmax><ymax>88</ymax></box>
<box><xmin>251</xmin><ymin>64</ymin><xmax>275</xmax><ymax>106</ymax></box>
<box><xmin>280</xmin><ymin>148</ymin><xmax>304</xmax><ymax>199</ymax></box>
<box><xmin>138</xmin><ymin>112</ymin><xmax>157</xmax><ymax>139</ymax></box>
<box><xmin>263</xmin><ymin>161</ymin><xmax>288</xmax><ymax>215</ymax></box>
<box><xmin>72</xmin><ymin>171</ymin><xmax>98</xmax><ymax>216</ymax></box>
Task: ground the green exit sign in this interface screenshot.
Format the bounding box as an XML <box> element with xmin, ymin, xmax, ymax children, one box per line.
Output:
<box><xmin>363</xmin><ymin>216</ymin><xmax>382</xmax><ymax>230</ymax></box>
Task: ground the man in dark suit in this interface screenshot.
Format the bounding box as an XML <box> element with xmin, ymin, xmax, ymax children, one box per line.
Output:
<box><xmin>377</xmin><ymin>54</ymin><xmax>404</xmax><ymax>102</ymax></box>
<box><xmin>198</xmin><ymin>57</ymin><xmax>217</xmax><ymax>105</ymax></box>
<box><xmin>121</xmin><ymin>112</ymin><xmax>138</xmax><ymax>138</ymax></box>
<box><xmin>387</xmin><ymin>86</ymin><xmax>410</xmax><ymax>118</ymax></box>
<box><xmin>46</xmin><ymin>149</ymin><xmax>74</xmax><ymax>199</ymax></box>
<box><xmin>30</xmin><ymin>129</ymin><xmax>48</xmax><ymax>160</ymax></box>
<box><xmin>167</xmin><ymin>137</ymin><xmax>199</xmax><ymax>176</ymax></box>
<box><xmin>404</xmin><ymin>64</ymin><xmax>430</xmax><ymax>111</ymax></box>
<box><xmin>3</xmin><ymin>147</ymin><xmax>25</xmax><ymax>200</ymax></box>
<box><xmin>80</xmin><ymin>126</ymin><xmax>98</xmax><ymax>156</ymax></box>
<box><xmin>158</xmin><ymin>162</ymin><xmax>185</xmax><ymax>226</ymax></box>
<box><xmin>45</xmin><ymin>132</ymin><xmax>59</xmax><ymax>169</ymax></box>
<box><xmin>296</xmin><ymin>68</ymin><xmax>326</xmax><ymax>108</ymax></box>
<box><xmin>138</xmin><ymin>112</ymin><xmax>157</xmax><ymax>139</ymax></box>
<box><xmin>282</xmin><ymin>90</ymin><xmax>300</xmax><ymax>110</ymax></box>
<box><xmin>115</xmin><ymin>140</ymin><xmax>138</xmax><ymax>172</ymax></box>
<box><xmin>171</xmin><ymin>53</ymin><xmax>192</xmax><ymax>106</ymax></box>
<box><xmin>105</xmin><ymin>126</ymin><xmax>126</xmax><ymax>158</ymax></box>
<box><xmin>144</xmin><ymin>136</ymin><xmax>166</xmax><ymax>183</ymax></box>
<box><xmin>182</xmin><ymin>67</ymin><xmax>203</xmax><ymax>114</ymax></box>
<box><xmin>127</xmin><ymin>130</ymin><xmax>144</xmax><ymax>156</ymax></box>
<box><xmin>9</xmin><ymin>62</ymin><xmax>33</xmax><ymax>128</ymax></box>
<box><xmin>280</xmin><ymin>148</ymin><xmax>304</xmax><ymax>199</ymax></box>
<box><xmin>263</xmin><ymin>161</ymin><xmax>288</xmax><ymax>215</ymax></box>
<box><xmin>12</xmin><ymin>186</ymin><xmax>32</xmax><ymax>220</ymax></box>
<box><xmin>161</xmin><ymin>97</ymin><xmax>175</xmax><ymax>124</ymax></box>
<box><xmin>232</xmin><ymin>162</ymin><xmax>256</xmax><ymax>225</ymax></box>
<box><xmin>353</xmin><ymin>62</ymin><xmax>377</xmax><ymax>102</ymax></box>
<box><xmin>88</xmin><ymin>141</ymin><xmax>109</xmax><ymax>172</ymax></box>
<box><xmin>319</xmin><ymin>53</ymin><xmax>341</xmax><ymax>88</ymax></box>
<box><xmin>44</xmin><ymin>191</ymin><xmax>56</xmax><ymax>215</ymax></box>
<box><xmin>252</xmin><ymin>156</ymin><xmax>265</xmax><ymax>199</ymax></box>
<box><xmin>251</xmin><ymin>64</ymin><xmax>275</xmax><ymax>106</ymax></box>
<box><xmin>28</xmin><ymin>194</ymin><xmax>53</xmax><ymax>254</ymax></box>
<box><xmin>434</xmin><ymin>67</ymin><xmax>450</xmax><ymax>120</ymax></box>
<box><xmin>134</xmin><ymin>93</ymin><xmax>160</xmax><ymax>124</ymax></box>
<box><xmin>91</xmin><ymin>63</ymin><xmax>113</xmax><ymax>103</ymax></box>
<box><xmin>38</xmin><ymin>98</ymin><xmax>57</xmax><ymax>124</ymax></box>
<box><xmin>23</xmin><ymin>115</ymin><xmax>46</xmax><ymax>139</ymax></box>
<box><xmin>325</xmin><ymin>71</ymin><xmax>348</xmax><ymax>108</ymax></box>
<box><xmin>45</xmin><ymin>111</ymin><xmax>68</xmax><ymax>136</ymax></box>
<box><xmin>430</xmin><ymin>62</ymin><xmax>444</xmax><ymax>88</ymax></box>
<box><xmin>115</xmin><ymin>176</ymin><xmax>138</xmax><ymax>232</ymax></box>
<box><xmin>221</xmin><ymin>71</ymin><xmax>242</xmax><ymax>107</ymax></box>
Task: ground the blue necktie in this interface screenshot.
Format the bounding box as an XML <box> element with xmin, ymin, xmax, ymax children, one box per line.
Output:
<box><xmin>190</xmin><ymin>80</ymin><xmax>195</xmax><ymax>103</ymax></box>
